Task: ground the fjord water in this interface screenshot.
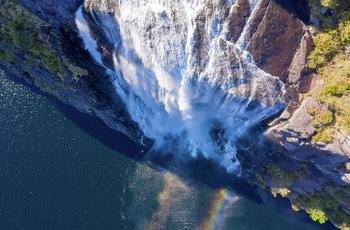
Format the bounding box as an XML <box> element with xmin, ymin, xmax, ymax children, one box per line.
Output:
<box><xmin>0</xmin><ymin>70</ymin><xmax>335</xmax><ymax>229</ymax></box>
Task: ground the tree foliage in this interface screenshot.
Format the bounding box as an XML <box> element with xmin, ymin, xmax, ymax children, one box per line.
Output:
<box><xmin>306</xmin><ymin>208</ymin><xmax>328</xmax><ymax>224</ymax></box>
<box><xmin>308</xmin><ymin>1</ymin><xmax>350</xmax><ymax>138</ymax></box>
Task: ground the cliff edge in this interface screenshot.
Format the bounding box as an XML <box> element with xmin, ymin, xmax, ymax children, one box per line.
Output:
<box><xmin>0</xmin><ymin>0</ymin><xmax>349</xmax><ymax>228</ymax></box>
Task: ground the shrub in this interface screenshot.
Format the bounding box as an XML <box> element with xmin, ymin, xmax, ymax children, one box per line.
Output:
<box><xmin>306</xmin><ymin>208</ymin><xmax>328</xmax><ymax>224</ymax></box>
<box><xmin>324</xmin><ymin>83</ymin><xmax>347</xmax><ymax>96</ymax></box>
<box><xmin>0</xmin><ymin>49</ymin><xmax>13</xmax><ymax>61</ymax></box>
<box><xmin>266</xmin><ymin>165</ymin><xmax>294</xmax><ymax>187</ymax></box>
<box><xmin>308</xmin><ymin>29</ymin><xmax>341</xmax><ymax>69</ymax></box>
<box><xmin>41</xmin><ymin>49</ymin><xmax>62</xmax><ymax>74</ymax></box>
<box><xmin>271</xmin><ymin>188</ymin><xmax>291</xmax><ymax>198</ymax></box>
<box><xmin>312</xmin><ymin>110</ymin><xmax>334</xmax><ymax>128</ymax></box>
<box><xmin>346</xmin><ymin>163</ymin><xmax>350</xmax><ymax>171</ymax></box>
<box><xmin>312</xmin><ymin>128</ymin><xmax>335</xmax><ymax>142</ymax></box>
<box><xmin>291</xmin><ymin>204</ymin><xmax>301</xmax><ymax>211</ymax></box>
<box><xmin>339</xmin><ymin>21</ymin><xmax>350</xmax><ymax>42</ymax></box>
<box><xmin>307</xmin><ymin>107</ymin><xmax>318</xmax><ymax>116</ymax></box>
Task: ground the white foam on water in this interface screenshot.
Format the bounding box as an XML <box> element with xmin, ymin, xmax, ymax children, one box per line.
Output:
<box><xmin>76</xmin><ymin>0</ymin><xmax>285</xmax><ymax>172</ymax></box>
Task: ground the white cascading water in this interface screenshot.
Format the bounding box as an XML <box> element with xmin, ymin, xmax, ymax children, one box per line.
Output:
<box><xmin>75</xmin><ymin>0</ymin><xmax>285</xmax><ymax>172</ymax></box>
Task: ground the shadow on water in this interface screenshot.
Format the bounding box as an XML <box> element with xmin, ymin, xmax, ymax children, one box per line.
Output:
<box><xmin>147</xmin><ymin>149</ymin><xmax>337</xmax><ymax>230</ymax></box>
<box><xmin>2</xmin><ymin>66</ymin><xmax>147</xmax><ymax>160</ymax></box>
<box><xmin>3</xmin><ymin>68</ymin><xmax>337</xmax><ymax>230</ymax></box>
<box><xmin>273</xmin><ymin>0</ymin><xmax>310</xmax><ymax>23</ymax></box>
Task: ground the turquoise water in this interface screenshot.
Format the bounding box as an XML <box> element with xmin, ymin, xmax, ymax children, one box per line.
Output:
<box><xmin>0</xmin><ymin>69</ymin><xmax>335</xmax><ymax>229</ymax></box>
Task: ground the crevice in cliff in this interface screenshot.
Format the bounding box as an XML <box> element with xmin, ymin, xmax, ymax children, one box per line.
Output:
<box><xmin>273</xmin><ymin>0</ymin><xmax>310</xmax><ymax>24</ymax></box>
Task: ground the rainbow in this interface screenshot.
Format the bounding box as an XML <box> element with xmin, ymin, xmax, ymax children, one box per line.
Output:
<box><xmin>146</xmin><ymin>172</ymin><xmax>189</xmax><ymax>230</ymax></box>
<box><xmin>198</xmin><ymin>188</ymin><xmax>237</xmax><ymax>230</ymax></box>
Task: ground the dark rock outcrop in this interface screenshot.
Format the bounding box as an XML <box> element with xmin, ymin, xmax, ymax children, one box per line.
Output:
<box><xmin>227</xmin><ymin>0</ymin><xmax>250</xmax><ymax>43</ymax></box>
<box><xmin>0</xmin><ymin>0</ymin><xmax>150</xmax><ymax>146</ymax></box>
<box><xmin>19</xmin><ymin>0</ymin><xmax>83</xmax><ymax>28</ymax></box>
<box><xmin>247</xmin><ymin>0</ymin><xmax>305</xmax><ymax>82</ymax></box>
<box><xmin>274</xmin><ymin>0</ymin><xmax>310</xmax><ymax>23</ymax></box>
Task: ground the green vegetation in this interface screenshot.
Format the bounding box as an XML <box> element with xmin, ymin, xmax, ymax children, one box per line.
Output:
<box><xmin>0</xmin><ymin>0</ymin><xmax>92</xmax><ymax>83</ymax></box>
<box><xmin>291</xmin><ymin>204</ymin><xmax>301</xmax><ymax>211</ymax></box>
<box><xmin>7</xmin><ymin>16</ymin><xmax>39</xmax><ymax>50</ymax></box>
<box><xmin>271</xmin><ymin>187</ymin><xmax>290</xmax><ymax>198</ymax></box>
<box><xmin>250</xmin><ymin>1</ymin><xmax>350</xmax><ymax>228</ymax></box>
<box><xmin>309</xmin><ymin>0</ymin><xmax>350</xmax><ymax>30</ymax></box>
<box><xmin>266</xmin><ymin>164</ymin><xmax>295</xmax><ymax>187</ymax></box>
<box><xmin>41</xmin><ymin>49</ymin><xmax>62</xmax><ymax>75</ymax></box>
<box><xmin>288</xmin><ymin>186</ymin><xmax>350</xmax><ymax>228</ymax></box>
<box><xmin>292</xmin><ymin>2</ymin><xmax>350</xmax><ymax>227</ymax></box>
<box><xmin>312</xmin><ymin>109</ymin><xmax>334</xmax><ymax>128</ymax></box>
<box><xmin>0</xmin><ymin>0</ymin><xmax>89</xmax><ymax>83</ymax></box>
<box><xmin>306</xmin><ymin>208</ymin><xmax>328</xmax><ymax>224</ymax></box>
<box><xmin>312</xmin><ymin>128</ymin><xmax>335</xmax><ymax>142</ymax></box>
<box><xmin>307</xmin><ymin>106</ymin><xmax>335</xmax><ymax>142</ymax></box>
<box><xmin>261</xmin><ymin>164</ymin><xmax>305</xmax><ymax>198</ymax></box>
<box><xmin>308</xmin><ymin>28</ymin><xmax>341</xmax><ymax>69</ymax></box>
<box><xmin>307</xmin><ymin>0</ymin><xmax>350</xmax><ymax>141</ymax></box>
<box><xmin>0</xmin><ymin>49</ymin><xmax>14</xmax><ymax>62</ymax></box>
<box><xmin>346</xmin><ymin>163</ymin><xmax>350</xmax><ymax>171</ymax></box>
<box><xmin>0</xmin><ymin>1</ymin><xmax>63</xmax><ymax>76</ymax></box>
<box><xmin>255</xmin><ymin>155</ymin><xmax>350</xmax><ymax>229</ymax></box>
<box><xmin>308</xmin><ymin>19</ymin><xmax>350</xmax><ymax>70</ymax></box>
<box><xmin>320</xmin><ymin>0</ymin><xmax>349</xmax><ymax>8</ymax></box>
<box><xmin>0</xmin><ymin>0</ymin><xmax>93</xmax><ymax>112</ymax></box>
<box><xmin>64</xmin><ymin>60</ymin><xmax>89</xmax><ymax>81</ymax></box>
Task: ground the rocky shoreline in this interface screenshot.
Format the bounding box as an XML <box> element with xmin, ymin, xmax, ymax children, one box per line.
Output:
<box><xmin>243</xmin><ymin>1</ymin><xmax>350</xmax><ymax>228</ymax></box>
<box><xmin>247</xmin><ymin>1</ymin><xmax>350</xmax><ymax>228</ymax></box>
<box><xmin>0</xmin><ymin>0</ymin><xmax>349</xmax><ymax>229</ymax></box>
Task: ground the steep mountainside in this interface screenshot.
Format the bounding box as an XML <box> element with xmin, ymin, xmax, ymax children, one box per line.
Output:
<box><xmin>0</xmin><ymin>0</ymin><xmax>149</xmax><ymax>144</ymax></box>
<box><xmin>0</xmin><ymin>0</ymin><xmax>349</xmax><ymax>228</ymax></box>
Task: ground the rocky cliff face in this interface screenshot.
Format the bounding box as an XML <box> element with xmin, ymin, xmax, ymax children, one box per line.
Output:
<box><xmin>0</xmin><ymin>0</ymin><xmax>305</xmax><ymax>146</ymax></box>
<box><xmin>0</xmin><ymin>0</ymin><xmax>349</xmax><ymax>228</ymax></box>
<box><xmin>240</xmin><ymin>1</ymin><xmax>350</xmax><ymax>228</ymax></box>
<box><xmin>19</xmin><ymin>0</ymin><xmax>82</xmax><ymax>27</ymax></box>
<box><xmin>0</xmin><ymin>0</ymin><xmax>150</xmax><ymax>145</ymax></box>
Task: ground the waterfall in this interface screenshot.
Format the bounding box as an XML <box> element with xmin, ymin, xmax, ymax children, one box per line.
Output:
<box><xmin>75</xmin><ymin>0</ymin><xmax>285</xmax><ymax>172</ymax></box>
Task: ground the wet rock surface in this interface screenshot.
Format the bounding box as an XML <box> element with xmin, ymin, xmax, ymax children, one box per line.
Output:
<box><xmin>20</xmin><ymin>0</ymin><xmax>83</xmax><ymax>28</ymax></box>
<box><xmin>228</xmin><ymin>0</ymin><xmax>250</xmax><ymax>43</ymax></box>
<box><xmin>0</xmin><ymin>0</ymin><xmax>149</xmax><ymax>146</ymax></box>
<box><xmin>0</xmin><ymin>1</ymin><xmax>349</xmax><ymax>227</ymax></box>
<box><xmin>248</xmin><ymin>0</ymin><xmax>305</xmax><ymax>82</ymax></box>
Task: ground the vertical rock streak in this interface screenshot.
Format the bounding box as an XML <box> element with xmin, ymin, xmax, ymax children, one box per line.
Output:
<box><xmin>76</xmin><ymin>0</ymin><xmax>285</xmax><ymax>171</ymax></box>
